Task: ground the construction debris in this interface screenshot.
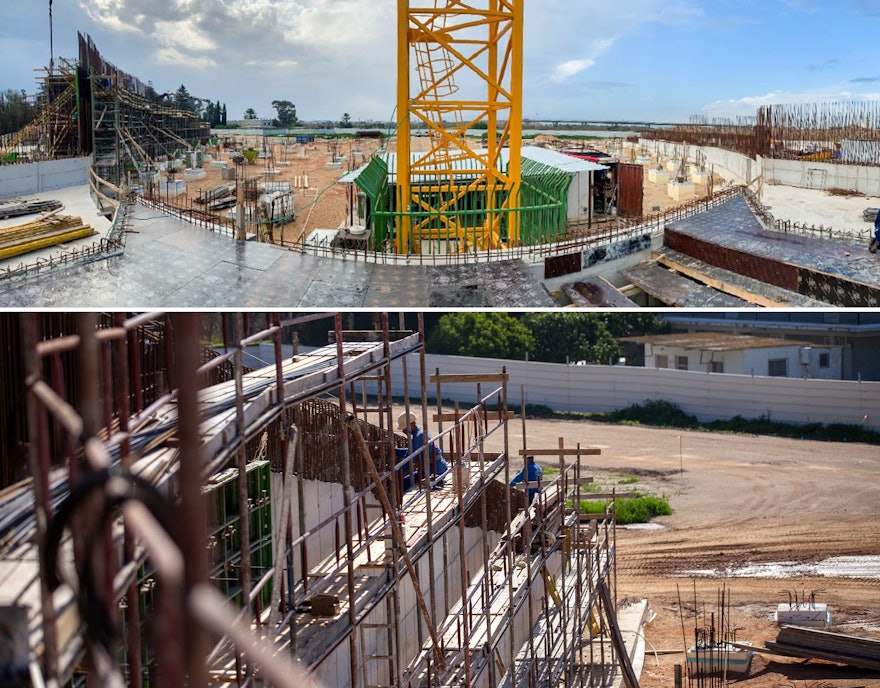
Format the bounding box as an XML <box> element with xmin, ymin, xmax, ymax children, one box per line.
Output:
<box><xmin>0</xmin><ymin>198</ymin><xmax>63</xmax><ymax>220</ymax></box>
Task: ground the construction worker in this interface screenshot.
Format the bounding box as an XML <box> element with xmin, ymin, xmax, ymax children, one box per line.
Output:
<box><xmin>510</xmin><ymin>455</ymin><xmax>542</xmax><ymax>504</ymax></box>
<box><xmin>396</xmin><ymin>412</ymin><xmax>448</xmax><ymax>490</ymax></box>
<box><xmin>871</xmin><ymin>209</ymin><xmax>880</xmax><ymax>253</ymax></box>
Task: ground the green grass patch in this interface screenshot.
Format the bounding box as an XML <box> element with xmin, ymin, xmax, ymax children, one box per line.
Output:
<box><xmin>578</xmin><ymin>495</ymin><xmax>673</xmax><ymax>525</ymax></box>
<box><xmin>516</xmin><ymin>399</ymin><xmax>880</xmax><ymax>446</ymax></box>
<box><xmin>617</xmin><ymin>475</ymin><xmax>639</xmax><ymax>485</ymax></box>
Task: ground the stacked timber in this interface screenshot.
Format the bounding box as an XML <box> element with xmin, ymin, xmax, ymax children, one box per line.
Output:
<box><xmin>766</xmin><ymin>625</ymin><xmax>880</xmax><ymax>671</ymax></box>
<box><xmin>0</xmin><ymin>198</ymin><xmax>64</xmax><ymax>219</ymax></box>
<box><xmin>0</xmin><ymin>215</ymin><xmax>96</xmax><ymax>260</ymax></box>
<box><xmin>194</xmin><ymin>184</ymin><xmax>235</xmax><ymax>205</ymax></box>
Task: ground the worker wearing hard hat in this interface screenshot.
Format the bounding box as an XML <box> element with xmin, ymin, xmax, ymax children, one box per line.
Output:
<box><xmin>396</xmin><ymin>412</ymin><xmax>449</xmax><ymax>490</ymax></box>
<box><xmin>871</xmin><ymin>210</ymin><xmax>880</xmax><ymax>254</ymax></box>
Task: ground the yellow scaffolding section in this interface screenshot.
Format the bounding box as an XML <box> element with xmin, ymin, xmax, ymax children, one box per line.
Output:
<box><xmin>396</xmin><ymin>0</ymin><xmax>524</xmax><ymax>253</ymax></box>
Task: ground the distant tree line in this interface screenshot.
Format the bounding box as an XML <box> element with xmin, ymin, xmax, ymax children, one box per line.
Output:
<box><xmin>426</xmin><ymin>312</ymin><xmax>671</xmax><ymax>364</ymax></box>
<box><xmin>199</xmin><ymin>312</ymin><xmax>670</xmax><ymax>366</ymax></box>
<box><xmin>0</xmin><ymin>89</ymin><xmax>39</xmax><ymax>136</ymax></box>
<box><xmin>170</xmin><ymin>84</ymin><xmax>227</xmax><ymax>126</ymax></box>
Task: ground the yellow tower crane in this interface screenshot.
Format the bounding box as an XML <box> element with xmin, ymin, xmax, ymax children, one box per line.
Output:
<box><xmin>396</xmin><ymin>0</ymin><xmax>524</xmax><ymax>254</ymax></box>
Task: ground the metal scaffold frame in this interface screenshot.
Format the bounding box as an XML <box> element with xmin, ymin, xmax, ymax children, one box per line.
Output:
<box><xmin>1</xmin><ymin>312</ymin><xmax>620</xmax><ymax>688</ymax></box>
<box><xmin>396</xmin><ymin>0</ymin><xmax>524</xmax><ymax>253</ymax></box>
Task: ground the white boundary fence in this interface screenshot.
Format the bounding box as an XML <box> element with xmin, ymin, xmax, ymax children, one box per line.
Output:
<box><xmin>390</xmin><ymin>355</ymin><xmax>880</xmax><ymax>430</ymax></box>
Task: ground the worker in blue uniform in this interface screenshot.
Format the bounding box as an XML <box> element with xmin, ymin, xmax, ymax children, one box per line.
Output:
<box><xmin>396</xmin><ymin>412</ymin><xmax>448</xmax><ymax>490</ymax></box>
<box><xmin>871</xmin><ymin>209</ymin><xmax>880</xmax><ymax>253</ymax></box>
<box><xmin>510</xmin><ymin>455</ymin><xmax>542</xmax><ymax>504</ymax></box>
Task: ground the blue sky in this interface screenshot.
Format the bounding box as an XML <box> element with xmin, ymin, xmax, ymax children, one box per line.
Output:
<box><xmin>1</xmin><ymin>1</ymin><xmax>879</xmax><ymax>124</ymax></box>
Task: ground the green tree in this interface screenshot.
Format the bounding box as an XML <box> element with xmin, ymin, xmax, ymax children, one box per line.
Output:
<box><xmin>340</xmin><ymin>112</ymin><xmax>352</xmax><ymax>128</ymax></box>
<box><xmin>173</xmin><ymin>84</ymin><xmax>198</xmax><ymax>113</ymax></box>
<box><xmin>0</xmin><ymin>89</ymin><xmax>37</xmax><ymax>136</ymax></box>
<box><xmin>244</xmin><ymin>107</ymin><xmax>258</xmax><ymax>120</ymax></box>
<box><xmin>220</xmin><ymin>104</ymin><xmax>227</xmax><ymax>126</ymax></box>
<box><xmin>426</xmin><ymin>313</ymin><xmax>533</xmax><ymax>360</ymax></box>
<box><xmin>520</xmin><ymin>313</ymin><xmax>618</xmax><ymax>364</ymax></box>
<box><xmin>271</xmin><ymin>100</ymin><xmax>297</xmax><ymax>127</ymax></box>
<box><xmin>602</xmin><ymin>313</ymin><xmax>671</xmax><ymax>338</ymax></box>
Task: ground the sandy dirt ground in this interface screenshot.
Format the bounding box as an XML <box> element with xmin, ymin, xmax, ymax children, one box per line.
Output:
<box><xmin>416</xmin><ymin>410</ymin><xmax>880</xmax><ymax>687</ymax></box>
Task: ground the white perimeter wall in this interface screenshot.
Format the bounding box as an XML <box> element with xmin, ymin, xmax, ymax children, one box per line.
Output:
<box><xmin>388</xmin><ymin>355</ymin><xmax>880</xmax><ymax>429</ymax></box>
<box><xmin>639</xmin><ymin>140</ymin><xmax>759</xmax><ymax>185</ymax></box>
<box><xmin>759</xmin><ymin>156</ymin><xmax>880</xmax><ymax>195</ymax></box>
<box><xmin>0</xmin><ymin>157</ymin><xmax>92</xmax><ymax>199</ymax></box>
<box><xmin>639</xmin><ymin>138</ymin><xmax>880</xmax><ymax>196</ymax></box>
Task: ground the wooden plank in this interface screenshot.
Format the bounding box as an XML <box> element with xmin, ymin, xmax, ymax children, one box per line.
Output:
<box><xmin>429</xmin><ymin>373</ymin><xmax>509</xmax><ymax>384</ymax></box>
<box><xmin>517</xmin><ymin>448</ymin><xmax>601</xmax><ymax>456</ymax></box>
<box><xmin>598</xmin><ymin>580</ymin><xmax>641</xmax><ymax>688</ymax></box>
<box><xmin>328</xmin><ymin>330</ymin><xmax>413</xmax><ymax>343</ymax></box>
<box><xmin>576</xmin><ymin>492</ymin><xmax>638</xmax><ymax>501</ymax></box>
<box><xmin>432</xmin><ymin>410</ymin><xmax>515</xmax><ymax>422</ymax></box>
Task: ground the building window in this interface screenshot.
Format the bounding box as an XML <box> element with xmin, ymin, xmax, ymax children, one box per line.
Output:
<box><xmin>676</xmin><ymin>356</ymin><xmax>689</xmax><ymax>371</ymax></box>
<box><xmin>655</xmin><ymin>355</ymin><xmax>668</xmax><ymax>369</ymax></box>
<box><xmin>768</xmin><ymin>359</ymin><xmax>788</xmax><ymax>377</ymax></box>
<box><xmin>709</xmin><ymin>361</ymin><xmax>724</xmax><ymax>374</ymax></box>
<box><xmin>819</xmin><ymin>352</ymin><xmax>830</xmax><ymax>368</ymax></box>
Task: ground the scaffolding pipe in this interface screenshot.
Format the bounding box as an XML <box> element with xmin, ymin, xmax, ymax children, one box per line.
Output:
<box><xmin>347</xmin><ymin>415</ymin><xmax>447</xmax><ymax>671</ymax></box>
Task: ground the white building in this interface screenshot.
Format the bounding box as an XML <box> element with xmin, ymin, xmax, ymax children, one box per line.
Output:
<box><xmin>621</xmin><ymin>332</ymin><xmax>842</xmax><ymax>379</ymax></box>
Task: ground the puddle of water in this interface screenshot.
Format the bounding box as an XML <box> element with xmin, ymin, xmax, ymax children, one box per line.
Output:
<box><xmin>620</xmin><ymin>523</ymin><xmax>665</xmax><ymax>531</ymax></box>
<box><xmin>684</xmin><ymin>555</ymin><xmax>880</xmax><ymax>580</ymax></box>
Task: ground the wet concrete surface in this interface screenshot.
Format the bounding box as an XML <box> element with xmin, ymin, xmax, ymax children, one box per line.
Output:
<box><xmin>0</xmin><ymin>201</ymin><xmax>556</xmax><ymax>308</ymax></box>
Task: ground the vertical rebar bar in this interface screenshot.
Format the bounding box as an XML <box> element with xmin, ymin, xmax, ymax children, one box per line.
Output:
<box><xmin>334</xmin><ymin>314</ymin><xmax>362</xmax><ymax>688</ymax></box>
<box><xmin>173</xmin><ymin>312</ymin><xmax>209</xmax><ymax>688</ymax></box>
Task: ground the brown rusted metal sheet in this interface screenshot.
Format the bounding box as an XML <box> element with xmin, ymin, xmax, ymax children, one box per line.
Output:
<box><xmin>544</xmin><ymin>252</ymin><xmax>582</xmax><ymax>279</ymax></box>
<box><xmin>617</xmin><ymin>163</ymin><xmax>644</xmax><ymax>217</ymax></box>
<box><xmin>564</xmin><ymin>279</ymin><xmax>639</xmax><ymax>308</ymax></box>
<box><xmin>664</xmin><ymin>228</ymin><xmax>801</xmax><ymax>292</ymax></box>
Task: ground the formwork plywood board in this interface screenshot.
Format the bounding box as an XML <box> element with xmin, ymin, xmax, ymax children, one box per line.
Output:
<box><xmin>620</xmin><ymin>261</ymin><xmax>752</xmax><ymax>307</ymax></box>
<box><xmin>665</xmin><ymin>195</ymin><xmax>880</xmax><ymax>307</ymax></box>
<box><xmin>655</xmin><ymin>248</ymin><xmax>827</xmax><ymax>307</ymax></box>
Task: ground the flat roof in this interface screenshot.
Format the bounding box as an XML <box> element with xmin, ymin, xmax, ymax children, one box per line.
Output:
<box><xmin>620</xmin><ymin>332</ymin><xmax>819</xmax><ymax>351</ymax></box>
<box><xmin>338</xmin><ymin>145</ymin><xmax>607</xmax><ymax>185</ymax></box>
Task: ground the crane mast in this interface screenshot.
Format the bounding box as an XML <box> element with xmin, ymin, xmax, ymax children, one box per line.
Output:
<box><xmin>396</xmin><ymin>0</ymin><xmax>524</xmax><ymax>253</ymax></box>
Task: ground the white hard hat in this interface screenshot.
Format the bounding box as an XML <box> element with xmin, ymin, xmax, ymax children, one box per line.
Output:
<box><xmin>397</xmin><ymin>412</ymin><xmax>416</xmax><ymax>431</ymax></box>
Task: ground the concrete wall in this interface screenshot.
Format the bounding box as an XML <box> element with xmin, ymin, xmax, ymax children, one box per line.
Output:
<box><xmin>640</xmin><ymin>138</ymin><xmax>880</xmax><ymax>195</ymax></box>
<box><xmin>760</xmin><ymin>156</ymin><xmax>880</xmax><ymax>195</ymax></box>
<box><xmin>388</xmin><ymin>354</ymin><xmax>880</xmax><ymax>429</ymax></box>
<box><xmin>639</xmin><ymin>140</ymin><xmax>759</xmax><ymax>185</ymax></box>
<box><xmin>0</xmin><ymin>157</ymin><xmax>91</xmax><ymax>199</ymax></box>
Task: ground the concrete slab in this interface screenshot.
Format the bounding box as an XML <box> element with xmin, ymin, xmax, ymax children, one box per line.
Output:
<box><xmin>0</xmin><ymin>200</ymin><xmax>557</xmax><ymax>308</ymax></box>
<box><xmin>761</xmin><ymin>184</ymin><xmax>880</xmax><ymax>237</ymax></box>
<box><xmin>620</xmin><ymin>261</ymin><xmax>754</xmax><ymax>308</ymax></box>
<box><xmin>665</xmin><ymin>195</ymin><xmax>880</xmax><ymax>307</ymax></box>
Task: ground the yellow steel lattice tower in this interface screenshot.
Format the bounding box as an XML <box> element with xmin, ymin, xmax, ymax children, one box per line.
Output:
<box><xmin>396</xmin><ymin>0</ymin><xmax>524</xmax><ymax>253</ymax></box>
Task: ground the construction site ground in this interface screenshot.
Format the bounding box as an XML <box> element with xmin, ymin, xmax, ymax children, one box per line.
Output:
<box><xmin>472</xmin><ymin>415</ymin><xmax>880</xmax><ymax>688</ymax></box>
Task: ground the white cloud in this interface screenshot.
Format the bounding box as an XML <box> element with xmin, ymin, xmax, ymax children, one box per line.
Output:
<box><xmin>155</xmin><ymin>46</ymin><xmax>217</xmax><ymax>69</ymax></box>
<box><xmin>154</xmin><ymin>20</ymin><xmax>217</xmax><ymax>52</ymax></box>
<box><xmin>551</xmin><ymin>59</ymin><xmax>595</xmax><ymax>82</ymax></box>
